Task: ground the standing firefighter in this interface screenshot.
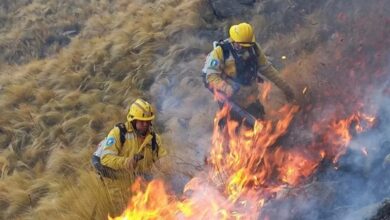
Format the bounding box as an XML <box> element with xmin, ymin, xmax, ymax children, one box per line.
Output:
<box><xmin>202</xmin><ymin>22</ymin><xmax>295</xmax><ymax>122</ymax></box>
<box><xmin>92</xmin><ymin>98</ymin><xmax>167</xmax><ymax>181</ymax></box>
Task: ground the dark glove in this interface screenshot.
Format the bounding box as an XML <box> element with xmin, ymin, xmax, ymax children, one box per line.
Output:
<box><xmin>133</xmin><ymin>153</ymin><xmax>144</xmax><ymax>162</ymax></box>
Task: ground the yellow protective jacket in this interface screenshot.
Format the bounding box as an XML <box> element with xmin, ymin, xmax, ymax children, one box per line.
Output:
<box><xmin>100</xmin><ymin>122</ymin><xmax>167</xmax><ymax>175</ymax></box>
<box><xmin>202</xmin><ymin>39</ymin><xmax>294</xmax><ymax>101</ymax></box>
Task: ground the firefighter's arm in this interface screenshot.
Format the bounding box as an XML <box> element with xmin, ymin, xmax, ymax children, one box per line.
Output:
<box><xmin>204</xmin><ymin>47</ymin><xmax>235</xmax><ymax>97</ymax></box>
<box><xmin>100</xmin><ymin>128</ymin><xmax>129</xmax><ymax>170</ymax></box>
<box><xmin>256</xmin><ymin>44</ymin><xmax>295</xmax><ymax>101</ymax></box>
<box><xmin>155</xmin><ymin>134</ymin><xmax>167</xmax><ymax>158</ymax></box>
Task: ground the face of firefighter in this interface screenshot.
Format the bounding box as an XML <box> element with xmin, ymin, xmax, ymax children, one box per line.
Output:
<box><xmin>232</xmin><ymin>42</ymin><xmax>243</xmax><ymax>51</ymax></box>
<box><xmin>134</xmin><ymin>120</ymin><xmax>151</xmax><ymax>136</ymax></box>
<box><xmin>232</xmin><ymin>42</ymin><xmax>249</xmax><ymax>56</ymax></box>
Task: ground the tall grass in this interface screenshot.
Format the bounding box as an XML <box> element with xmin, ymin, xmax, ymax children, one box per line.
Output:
<box><xmin>1</xmin><ymin>0</ymin><xmax>388</xmax><ymax>219</ymax></box>
<box><xmin>0</xmin><ymin>0</ymin><xmax>208</xmax><ymax>218</ymax></box>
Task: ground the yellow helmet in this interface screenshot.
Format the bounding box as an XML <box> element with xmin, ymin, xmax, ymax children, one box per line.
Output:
<box><xmin>127</xmin><ymin>98</ymin><xmax>155</xmax><ymax>121</ymax></box>
<box><xmin>229</xmin><ymin>22</ymin><xmax>255</xmax><ymax>47</ymax></box>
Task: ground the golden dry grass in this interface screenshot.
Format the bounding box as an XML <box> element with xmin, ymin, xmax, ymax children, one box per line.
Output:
<box><xmin>0</xmin><ymin>0</ymin><xmax>210</xmax><ymax>218</ymax></box>
<box><xmin>0</xmin><ymin>0</ymin><xmax>388</xmax><ymax>219</ymax></box>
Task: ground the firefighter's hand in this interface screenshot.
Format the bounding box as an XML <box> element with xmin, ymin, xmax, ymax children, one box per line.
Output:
<box><xmin>223</xmin><ymin>81</ymin><xmax>240</xmax><ymax>97</ymax></box>
<box><xmin>124</xmin><ymin>158</ymin><xmax>136</xmax><ymax>170</ymax></box>
<box><xmin>133</xmin><ymin>153</ymin><xmax>144</xmax><ymax>162</ymax></box>
<box><xmin>224</xmin><ymin>84</ymin><xmax>234</xmax><ymax>97</ymax></box>
<box><xmin>125</xmin><ymin>154</ymin><xmax>144</xmax><ymax>170</ymax></box>
<box><xmin>220</xmin><ymin>82</ymin><xmax>234</xmax><ymax>97</ymax></box>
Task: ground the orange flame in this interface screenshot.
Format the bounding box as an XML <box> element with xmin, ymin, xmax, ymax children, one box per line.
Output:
<box><xmin>108</xmin><ymin>179</ymin><xmax>192</xmax><ymax>220</ymax></box>
<box><xmin>260</xmin><ymin>82</ymin><xmax>272</xmax><ymax>103</ymax></box>
<box><xmin>111</xmin><ymin>104</ymin><xmax>376</xmax><ymax>219</ymax></box>
<box><xmin>319</xmin><ymin>112</ymin><xmax>376</xmax><ymax>163</ymax></box>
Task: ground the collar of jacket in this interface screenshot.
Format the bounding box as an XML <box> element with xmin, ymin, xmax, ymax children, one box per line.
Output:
<box><xmin>136</xmin><ymin>133</ymin><xmax>154</xmax><ymax>154</ymax></box>
<box><xmin>125</xmin><ymin>121</ymin><xmax>154</xmax><ymax>153</ymax></box>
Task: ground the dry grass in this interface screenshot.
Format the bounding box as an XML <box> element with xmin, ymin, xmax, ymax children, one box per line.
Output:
<box><xmin>0</xmin><ymin>0</ymin><xmax>388</xmax><ymax>219</ymax></box>
<box><xmin>0</xmin><ymin>0</ymin><xmax>208</xmax><ymax>218</ymax></box>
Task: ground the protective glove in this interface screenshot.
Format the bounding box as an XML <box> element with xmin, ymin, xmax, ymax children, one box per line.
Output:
<box><xmin>223</xmin><ymin>83</ymin><xmax>234</xmax><ymax>97</ymax></box>
<box><xmin>124</xmin><ymin>158</ymin><xmax>135</xmax><ymax>170</ymax></box>
<box><xmin>133</xmin><ymin>153</ymin><xmax>144</xmax><ymax>162</ymax></box>
<box><xmin>215</xmin><ymin>80</ymin><xmax>240</xmax><ymax>97</ymax></box>
<box><xmin>124</xmin><ymin>154</ymin><xmax>144</xmax><ymax>170</ymax></box>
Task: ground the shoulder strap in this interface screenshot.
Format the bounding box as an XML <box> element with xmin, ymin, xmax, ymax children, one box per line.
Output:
<box><xmin>223</xmin><ymin>42</ymin><xmax>239</xmax><ymax>61</ymax></box>
<box><xmin>252</xmin><ymin>43</ymin><xmax>260</xmax><ymax>57</ymax></box>
<box><xmin>151</xmin><ymin>132</ymin><xmax>158</xmax><ymax>157</ymax></box>
<box><xmin>216</xmin><ymin>40</ymin><xmax>230</xmax><ymax>61</ymax></box>
<box><xmin>115</xmin><ymin>123</ymin><xmax>127</xmax><ymax>146</ymax></box>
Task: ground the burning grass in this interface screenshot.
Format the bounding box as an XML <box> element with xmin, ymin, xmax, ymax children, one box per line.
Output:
<box><xmin>0</xmin><ymin>0</ymin><xmax>389</xmax><ymax>219</ymax></box>
<box><xmin>109</xmin><ymin>101</ymin><xmax>376</xmax><ymax>219</ymax></box>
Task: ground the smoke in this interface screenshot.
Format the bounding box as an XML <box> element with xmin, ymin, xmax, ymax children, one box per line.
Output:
<box><xmin>258</xmin><ymin>67</ymin><xmax>390</xmax><ymax>219</ymax></box>
<box><xmin>338</xmin><ymin>75</ymin><xmax>390</xmax><ymax>220</ymax></box>
<box><xmin>149</xmin><ymin>39</ymin><xmax>218</xmax><ymax>191</ymax></box>
<box><xmin>140</xmin><ymin>0</ymin><xmax>389</xmax><ymax>218</ymax></box>
<box><xmin>259</xmin><ymin>0</ymin><xmax>390</xmax><ymax>217</ymax></box>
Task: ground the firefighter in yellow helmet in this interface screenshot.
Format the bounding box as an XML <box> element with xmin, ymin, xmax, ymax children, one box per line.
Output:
<box><xmin>202</xmin><ymin>22</ymin><xmax>295</xmax><ymax>120</ymax></box>
<box><xmin>93</xmin><ymin>98</ymin><xmax>167</xmax><ymax>180</ymax></box>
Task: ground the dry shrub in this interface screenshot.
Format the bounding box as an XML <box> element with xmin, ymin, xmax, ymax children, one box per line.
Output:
<box><xmin>3</xmin><ymin>174</ymin><xmax>49</xmax><ymax>219</ymax></box>
<box><xmin>81</xmin><ymin>12</ymin><xmax>113</xmax><ymax>39</ymax></box>
<box><xmin>61</xmin><ymin>115</ymin><xmax>91</xmax><ymax>144</ymax></box>
<box><xmin>45</xmin><ymin>146</ymin><xmax>91</xmax><ymax>178</ymax></box>
<box><xmin>3</xmin><ymin>188</ymin><xmax>32</xmax><ymax>218</ymax></box>
<box><xmin>0</xmin><ymin>172</ymin><xmax>35</xmax><ymax>219</ymax></box>
<box><xmin>52</xmin><ymin>71</ymin><xmax>84</xmax><ymax>91</ymax></box>
<box><xmin>37</xmin><ymin>111</ymin><xmax>63</xmax><ymax>128</ymax></box>
<box><xmin>0</xmin><ymin>127</ymin><xmax>13</xmax><ymax>150</ymax></box>
<box><xmin>21</xmin><ymin>140</ymin><xmax>48</xmax><ymax>168</ymax></box>
<box><xmin>34</xmin><ymin>88</ymin><xmax>56</xmax><ymax>106</ymax></box>
<box><xmin>0</xmin><ymin>0</ymin><xmax>116</xmax><ymax>64</ymax></box>
<box><xmin>28</xmin><ymin>171</ymin><xmax>117</xmax><ymax>220</ymax></box>
<box><xmin>88</xmin><ymin>112</ymin><xmax>110</xmax><ymax>133</ymax></box>
<box><xmin>0</xmin><ymin>0</ymin><xmax>215</xmax><ymax>218</ymax></box>
<box><xmin>58</xmin><ymin>90</ymin><xmax>82</xmax><ymax>111</ymax></box>
<box><xmin>4</xmin><ymin>81</ymin><xmax>36</xmax><ymax>106</ymax></box>
<box><xmin>0</xmin><ymin>154</ymin><xmax>10</xmax><ymax>178</ymax></box>
<box><xmin>24</xmin><ymin>60</ymin><xmax>45</xmax><ymax>75</ymax></box>
<box><xmin>26</xmin><ymin>181</ymin><xmax>50</xmax><ymax>208</ymax></box>
<box><xmin>78</xmin><ymin>92</ymin><xmax>98</xmax><ymax>109</ymax></box>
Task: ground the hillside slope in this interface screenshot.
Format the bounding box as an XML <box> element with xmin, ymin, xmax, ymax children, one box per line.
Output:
<box><xmin>0</xmin><ymin>0</ymin><xmax>389</xmax><ymax>219</ymax></box>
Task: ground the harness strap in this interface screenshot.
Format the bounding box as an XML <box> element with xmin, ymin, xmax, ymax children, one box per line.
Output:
<box><xmin>115</xmin><ymin>123</ymin><xmax>127</xmax><ymax>145</ymax></box>
<box><xmin>219</xmin><ymin>42</ymin><xmax>259</xmax><ymax>85</ymax></box>
<box><xmin>151</xmin><ymin>132</ymin><xmax>158</xmax><ymax>157</ymax></box>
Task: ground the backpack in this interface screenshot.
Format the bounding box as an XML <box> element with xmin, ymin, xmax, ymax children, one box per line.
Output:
<box><xmin>91</xmin><ymin>123</ymin><xmax>158</xmax><ymax>179</ymax></box>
